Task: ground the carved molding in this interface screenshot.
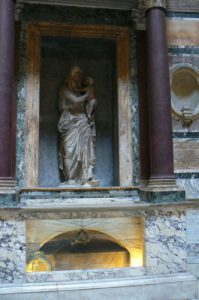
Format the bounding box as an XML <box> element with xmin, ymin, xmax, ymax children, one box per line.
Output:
<box><xmin>25</xmin><ymin>23</ymin><xmax>133</xmax><ymax>187</ymax></box>
<box><xmin>145</xmin><ymin>0</ymin><xmax>167</xmax><ymax>10</ymax></box>
<box><xmin>132</xmin><ymin>0</ymin><xmax>146</xmax><ymax>30</ymax></box>
<box><xmin>131</xmin><ymin>9</ymin><xmax>146</xmax><ymax>29</ymax></box>
<box><xmin>0</xmin><ymin>180</ymin><xmax>17</xmax><ymax>193</ymax></box>
<box><xmin>15</xmin><ymin>0</ymin><xmax>24</xmax><ymax>20</ymax></box>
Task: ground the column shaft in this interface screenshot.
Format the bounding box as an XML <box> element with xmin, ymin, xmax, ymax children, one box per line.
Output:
<box><xmin>146</xmin><ymin>7</ymin><xmax>175</xmax><ymax>181</ymax></box>
<box><xmin>0</xmin><ymin>0</ymin><xmax>15</xmax><ymax>179</ymax></box>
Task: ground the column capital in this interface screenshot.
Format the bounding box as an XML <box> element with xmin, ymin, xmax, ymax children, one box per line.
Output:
<box><xmin>145</xmin><ymin>0</ymin><xmax>167</xmax><ymax>11</ymax></box>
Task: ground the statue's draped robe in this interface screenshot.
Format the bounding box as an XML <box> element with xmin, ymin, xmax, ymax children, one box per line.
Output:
<box><xmin>58</xmin><ymin>88</ymin><xmax>96</xmax><ymax>183</ymax></box>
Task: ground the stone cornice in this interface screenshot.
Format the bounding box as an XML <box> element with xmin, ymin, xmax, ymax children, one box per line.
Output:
<box><xmin>15</xmin><ymin>0</ymin><xmax>199</xmax><ymax>20</ymax></box>
<box><xmin>17</xmin><ymin>0</ymin><xmax>138</xmax><ymax>10</ymax></box>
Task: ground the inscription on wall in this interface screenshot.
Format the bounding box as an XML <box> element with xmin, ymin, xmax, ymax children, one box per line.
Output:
<box><xmin>173</xmin><ymin>139</ymin><xmax>199</xmax><ymax>172</ymax></box>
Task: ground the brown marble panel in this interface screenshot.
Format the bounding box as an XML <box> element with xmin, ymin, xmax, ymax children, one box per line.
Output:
<box><xmin>167</xmin><ymin>19</ymin><xmax>199</xmax><ymax>46</ymax></box>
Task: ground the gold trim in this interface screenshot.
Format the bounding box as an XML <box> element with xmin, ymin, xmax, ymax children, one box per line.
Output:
<box><xmin>145</xmin><ymin>0</ymin><xmax>167</xmax><ymax>10</ymax></box>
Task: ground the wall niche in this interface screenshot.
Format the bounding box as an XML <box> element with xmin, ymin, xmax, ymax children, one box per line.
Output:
<box><xmin>24</xmin><ymin>23</ymin><xmax>132</xmax><ymax>188</ymax></box>
<box><xmin>26</xmin><ymin>217</ymin><xmax>144</xmax><ymax>272</ymax></box>
<box><xmin>39</xmin><ymin>36</ymin><xmax>117</xmax><ymax>187</ymax></box>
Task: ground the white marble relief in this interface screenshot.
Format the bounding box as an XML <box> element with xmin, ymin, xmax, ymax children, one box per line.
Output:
<box><xmin>145</xmin><ymin>209</ymin><xmax>187</xmax><ymax>274</ymax></box>
<box><xmin>0</xmin><ymin>220</ymin><xmax>26</xmax><ymax>283</ymax></box>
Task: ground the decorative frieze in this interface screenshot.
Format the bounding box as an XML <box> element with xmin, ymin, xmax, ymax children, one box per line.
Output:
<box><xmin>131</xmin><ymin>8</ymin><xmax>146</xmax><ymax>29</ymax></box>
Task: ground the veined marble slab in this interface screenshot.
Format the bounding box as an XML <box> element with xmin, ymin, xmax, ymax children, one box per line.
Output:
<box><xmin>0</xmin><ymin>220</ymin><xmax>26</xmax><ymax>284</ymax></box>
<box><xmin>167</xmin><ymin>18</ymin><xmax>199</xmax><ymax>47</ymax></box>
<box><xmin>177</xmin><ymin>179</ymin><xmax>199</xmax><ymax>199</ymax></box>
<box><xmin>187</xmin><ymin>209</ymin><xmax>199</xmax><ymax>244</ymax></box>
<box><xmin>145</xmin><ymin>208</ymin><xmax>187</xmax><ymax>274</ymax></box>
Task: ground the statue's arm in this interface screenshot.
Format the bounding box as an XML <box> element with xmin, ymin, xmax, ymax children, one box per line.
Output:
<box><xmin>65</xmin><ymin>90</ymin><xmax>88</xmax><ymax>104</ymax></box>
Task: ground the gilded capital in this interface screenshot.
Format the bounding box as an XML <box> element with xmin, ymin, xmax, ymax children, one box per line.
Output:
<box><xmin>145</xmin><ymin>0</ymin><xmax>167</xmax><ymax>10</ymax></box>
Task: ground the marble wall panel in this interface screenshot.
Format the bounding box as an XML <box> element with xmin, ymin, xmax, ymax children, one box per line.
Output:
<box><xmin>169</xmin><ymin>54</ymin><xmax>199</xmax><ymax>69</ymax></box>
<box><xmin>0</xmin><ymin>219</ymin><xmax>26</xmax><ymax>284</ymax></box>
<box><xmin>167</xmin><ymin>18</ymin><xmax>199</xmax><ymax>47</ymax></box>
<box><xmin>177</xmin><ymin>178</ymin><xmax>199</xmax><ymax>199</ymax></box>
<box><xmin>186</xmin><ymin>209</ymin><xmax>199</xmax><ymax>278</ymax></box>
<box><xmin>145</xmin><ymin>208</ymin><xmax>187</xmax><ymax>274</ymax></box>
<box><xmin>187</xmin><ymin>209</ymin><xmax>199</xmax><ymax>244</ymax></box>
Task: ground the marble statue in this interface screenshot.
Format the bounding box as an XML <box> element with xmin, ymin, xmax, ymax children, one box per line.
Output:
<box><xmin>58</xmin><ymin>66</ymin><xmax>99</xmax><ymax>187</ymax></box>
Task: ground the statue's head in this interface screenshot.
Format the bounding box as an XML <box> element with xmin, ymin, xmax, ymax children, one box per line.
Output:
<box><xmin>70</xmin><ymin>66</ymin><xmax>82</xmax><ymax>82</ymax></box>
<box><xmin>67</xmin><ymin>66</ymin><xmax>82</xmax><ymax>91</ymax></box>
<box><xmin>70</xmin><ymin>66</ymin><xmax>82</xmax><ymax>77</ymax></box>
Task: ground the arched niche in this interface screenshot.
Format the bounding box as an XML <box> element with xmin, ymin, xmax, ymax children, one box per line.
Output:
<box><xmin>29</xmin><ymin>230</ymin><xmax>131</xmax><ymax>271</ymax></box>
<box><xmin>24</xmin><ymin>23</ymin><xmax>133</xmax><ymax>188</ymax></box>
<box><xmin>170</xmin><ymin>63</ymin><xmax>199</xmax><ymax>127</ymax></box>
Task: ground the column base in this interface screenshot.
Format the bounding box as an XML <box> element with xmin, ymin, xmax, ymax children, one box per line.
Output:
<box><xmin>0</xmin><ymin>180</ymin><xmax>18</xmax><ymax>207</ymax></box>
<box><xmin>139</xmin><ymin>179</ymin><xmax>149</xmax><ymax>187</ymax></box>
<box><xmin>139</xmin><ymin>178</ymin><xmax>185</xmax><ymax>203</ymax></box>
<box><xmin>0</xmin><ymin>179</ymin><xmax>17</xmax><ymax>193</ymax></box>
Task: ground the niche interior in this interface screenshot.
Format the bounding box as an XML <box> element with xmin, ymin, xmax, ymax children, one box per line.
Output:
<box><xmin>25</xmin><ymin>23</ymin><xmax>132</xmax><ymax>188</ymax></box>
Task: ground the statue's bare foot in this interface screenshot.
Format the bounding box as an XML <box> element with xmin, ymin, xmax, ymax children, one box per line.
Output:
<box><xmin>82</xmin><ymin>177</ymin><xmax>100</xmax><ymax>187</ymax></box>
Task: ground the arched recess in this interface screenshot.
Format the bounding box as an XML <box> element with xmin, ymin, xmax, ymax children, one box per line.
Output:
<box><xmin>38</xmin><ymin>229</ymin><xmax>131</xmax><ymax>270</ymax></box>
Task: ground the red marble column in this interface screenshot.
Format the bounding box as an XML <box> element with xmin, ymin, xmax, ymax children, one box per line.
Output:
<box><xmin>146</xmin><ymin>2</ymin><xmax>175</xmax><ymax>183</ymax></box>
<box><xmin>0</xmin><ymin>0</ymin><xmax>15</xmax><ymax>181</ymax></box>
